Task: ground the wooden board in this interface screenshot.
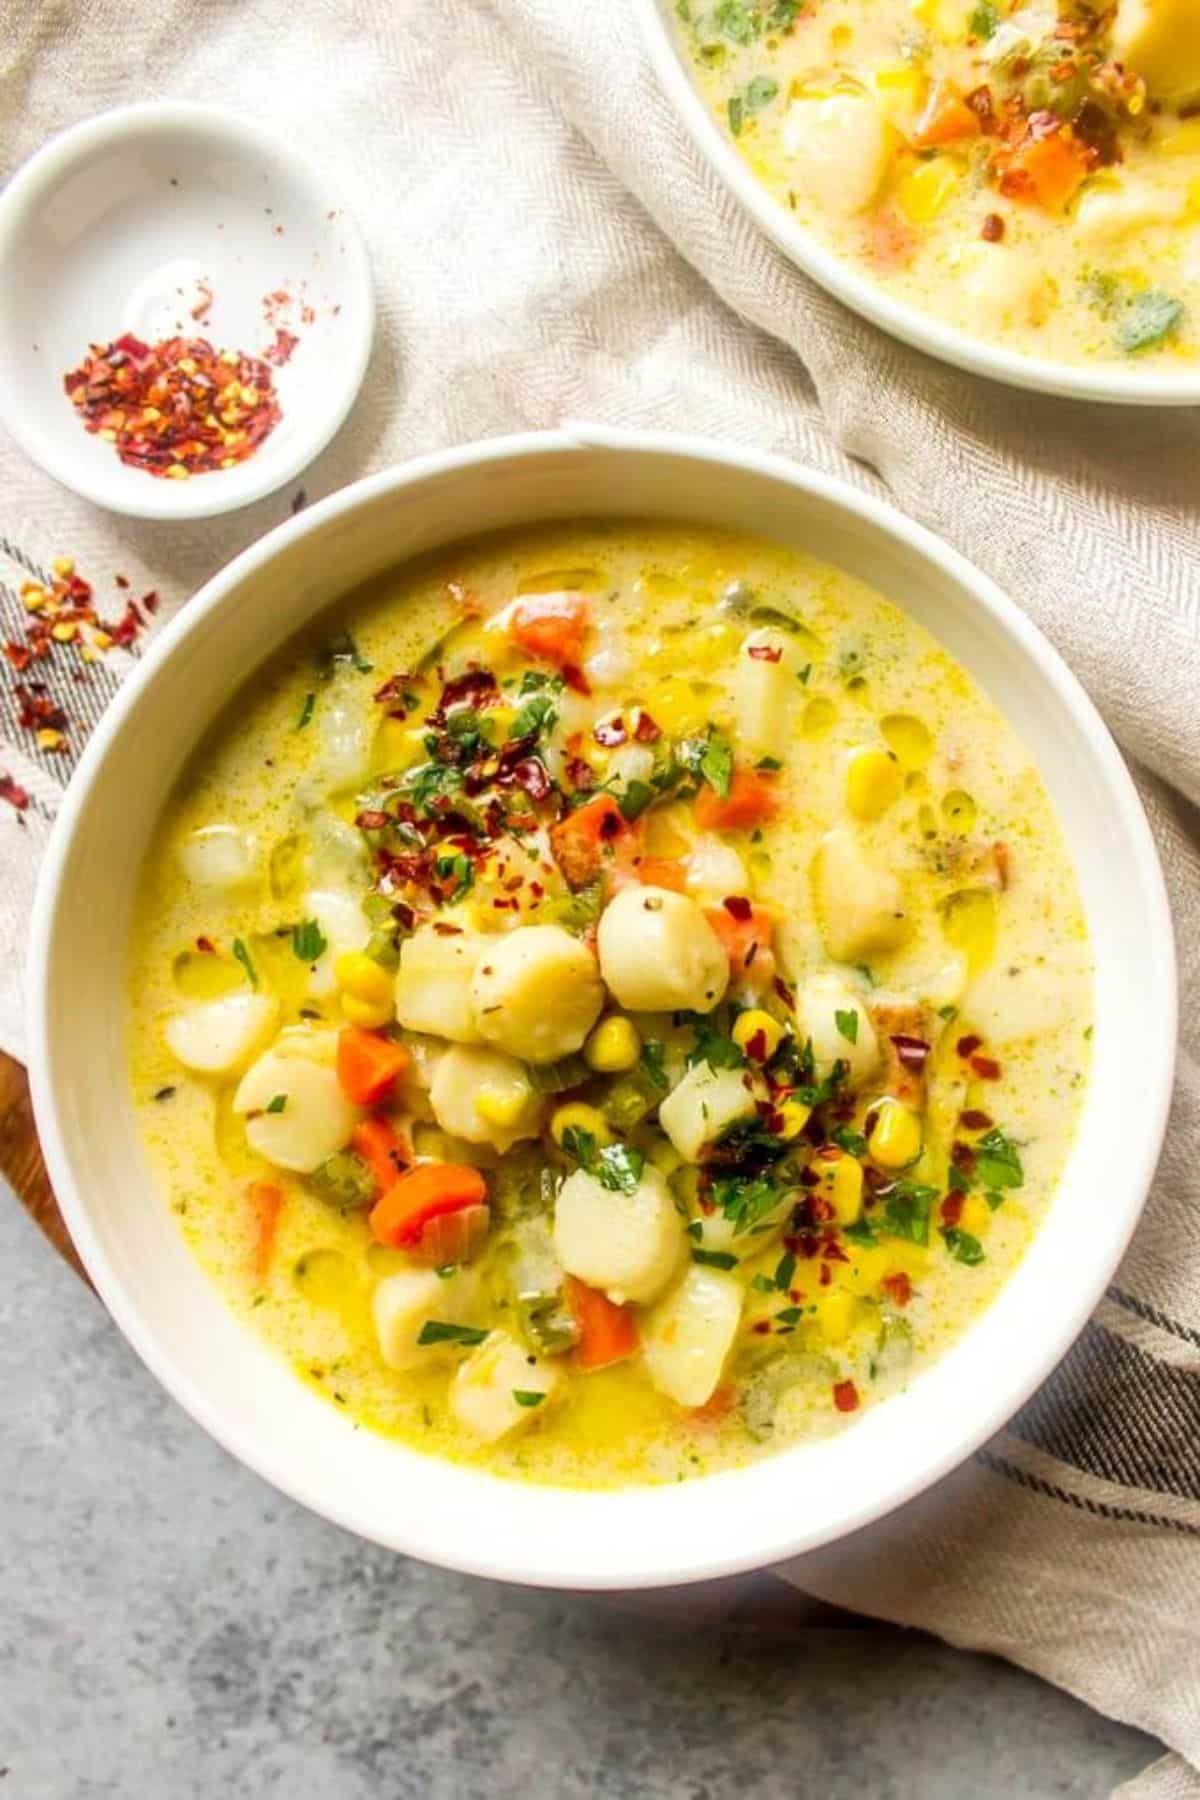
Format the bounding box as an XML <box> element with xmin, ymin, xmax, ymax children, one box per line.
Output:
<box><xmin>0</xmin><ymin>1050</ymin><xmax>88</xmax><ymax>1284</ymax></box>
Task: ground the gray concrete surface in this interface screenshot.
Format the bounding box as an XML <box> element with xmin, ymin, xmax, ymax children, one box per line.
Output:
<box><xmin>0</xmin><ymin>1193</ymin><xmax>1160</xmax><ymax>1799</ymax></box>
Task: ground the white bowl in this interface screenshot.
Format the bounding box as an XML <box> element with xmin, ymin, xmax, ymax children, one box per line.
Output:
<box><xmin>0</xmin><ymin>103</ymin><xmax>374</xmax><ymax>519</ymax></box>
<box><xmin>636</xmin><ymin>0</ymin><xmax>1200</xmax><ymax>407</ymax></box>
<box><xmin>26</xmin><ymin>427</ymin><xmax>1175</xmax><ymax>1588</ymax></box>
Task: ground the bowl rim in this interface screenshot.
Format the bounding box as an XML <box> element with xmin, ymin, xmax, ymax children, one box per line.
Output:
<box><xmin>634</xmin><ymin>0</ymin><xmax>1200</xmax><ymax>408</ymax></box>
<box><xmin>0</xmin><ymin>99</ymin><xmax>375</xmax><ymax>520</ymax></box>
<box><xmin>25</xmin><ymin>425</ymin><xmax>1178</xmax><ymax>1586</ymax></box>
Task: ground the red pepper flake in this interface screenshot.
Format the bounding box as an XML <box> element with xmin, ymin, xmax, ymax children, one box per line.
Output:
<box><xmin>432</xmin><ymin>921</ymin><xmax>463</xmax><ymax>936</ymax></box>
<box><xmin>881</xmin><ymin>1272</ymin><xmax>912</xmax><ymax>1308</ymax></box>
<box><xmin>562</xmin><ymin>664</ymin><xmax>591</xmax><ymax>697</ymax></box>
<box><xmin>264</xmin><ymin>328</ymin><xmax>300</xmax><ymax>367</ymax></box>
<box><xmin>190</xmin><ymin>280</ymin><xmax>214</xmax><ymax>324</ymax></box>
<box><xmin>593</xmin><ymin>716</ymin><xmax>626</xmax><ymax>748</ymax></box>
<box><xmin>956</xmin><ymin>1033</ymin><xmax>983</xmax><ymax>1058</ymax></box>
<box><xmin>429</xmin><ymin>668</ymin><xmax>497</xmax><ymax>723</ymax></box>
<box><xmin>0</xmin><ymin>774</ymin><xmax>30</xmax><ymax>812</ymax></box>
<box><xmin>633</xmin><ymin>709</ymin><xmax>662</xmax><ymax>743</ymax></box>
<box><xmin>195</xmin><ymin>935</ymin><xmax>217</xmax><ymax>954</ymax></box>
<box><xmin>508</xmin><ymin>758</ymin><xmax>552</xmax><ymax>802</ymax></box>
<box><xmin>981</xmin><ymin>212</ymin><xmax>1006</xmax><ymax>242</ymax></box>
<box><xmin>355</xmin><ymin>809</ymin><xmax>392</xmax><ymax>832</ymax></box>
<box><xmin>960</xmin><ymin>1108</ymin><xmax>994</xmax><ymax>1131</ymax></box>
<box><xmin>941</xmin><ymin>1192</ymin><xmax>965</xmax><ymax>1228</ymax></box>
<box><xmin>819</xmin><ymin>1264</ymin><xmax>832</xmax><ymax>1287</ymax></box>
<box><xmin>970</xmin><ymin>1054</ymin><xmax>1002</xmax><ymax>1080</ymax></box>
<box><xmin>723</xmin><ymin>895</ymin><xmax>753</xmax><ymax>921</ymax></box>
<box><xmin>114</xmin><ymin>574</ymin><xmax>130</xmax><ymax>590</ymax></box>
<box><xmin>752</xmin><ymin>1320</ymin><xmax>772</xmax><ymax>1335</ymax></box>
<box><xmin>62</xmin><ymin>334</ymin><xmax>281</xmax><ymax>478</ymax></box>
<box><xmin>565</xmin><ymin>756</ymin><xmax>595</xmax><ymax>792</ymax></box>
<box><xmin>773</xmin><ymin>976</ymin><xmax>796</xmax><ymax>1010</ymax></box>
<box><xmin>747</xmin><ymin>643</ymin><xmax>783</xmax><ymax>662</ymax></box>
<box><xmin>832</xmin><ymin>1379</ymin><xmax>860</xmax><ymax>1414</ymax></box>
<box><xmin>891</xmin><ymin>1034</ymin><xmax>930</xmax><ymax>1072</ymax></box>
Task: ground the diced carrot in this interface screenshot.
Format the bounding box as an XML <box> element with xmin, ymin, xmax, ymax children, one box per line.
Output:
<box><xmin>998</xmin><ymin>127</ymin><xmax>1090</xmax><ymax>211</ymax></box>
<box><xmin>704</xmin><ymin>901</ymin><xmax>776</xmax><ymax>989</ymax></box>
<box><xmin>689</xmin><ymin>1384</ymin><xmax>735</xmax><ymax>1423</ymax></box>
<box><xmin>566</xmin><ymin>1275</ymin><xmax>639</xmax><ymax>1371</ymax></box>
<box><xmin>912</xmin><ymin>81</ymin><xmax>980</xmax><ymax>149</ymax></box>
<box><xmin>336</xmin><ymin>1028</ymin><xmax>409</xmax><ymax>1107</ymax></box>
<box><xmin>352</xmin><ymin>1115</ymin><xmax>412</xmax><ymax>1193</ymax></box>
<box><xmin>508</xmin><ymin>593</ymin><xmax>590</xmax><ymax>669</ymax></box>
<box><xmin>248</xmin><ymin>1181</ymin><xmax>284</xmax><ymax>1281</ymax></box>
<box><xmin>369</xmin><ymin>1162</ymin><xmax>488</xmax><ymax>1248</ymax></box>
<box><xmin>406</xmin><ymin>1203</ymin><xmax>490</xmax><ymax>1268</ymax></box>
<box><xmin>550</xmin><ymin>792</ymin><xmax>630</xmax><ymax>887</ymax></box>
<box><xmin>634</xmin><ymin>855</ymin><xmax>688</xmax><ymax>892</ymax></box>
<box><xmin>694</xmin><ymin>767</ymin><xmax>781</xmax><ymax>832</ymax></box>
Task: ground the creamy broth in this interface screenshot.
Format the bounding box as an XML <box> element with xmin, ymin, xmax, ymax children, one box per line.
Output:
<box><xmin>129</xmin><ymin>523</ymin><xmax>1091</xmax><ymax>1488</ymax></box>
<box><xmin>671</xmin><ymin>0</ymin><xmax>1200</xmax><ymax>368</ymax></box>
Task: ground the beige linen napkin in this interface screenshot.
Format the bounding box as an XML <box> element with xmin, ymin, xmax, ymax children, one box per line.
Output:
<box><xmin>1</xmin><ymin>2</ymin><xmax>1196</xmax><ymax>1790</ymax></box>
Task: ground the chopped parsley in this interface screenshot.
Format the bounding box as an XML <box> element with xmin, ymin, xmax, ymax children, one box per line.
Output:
<box><xmin>619</xmin><ymin>779</ymin><xmax>656</xmax><ymax>822</ymax></box>
<box><xmin>638</xmin><ymin>1039</ymin><xmax>670</xmax><ymax>1092</ymax></box>
<box><xmin>265</xmin><ymin>1094</ymin><xmax>287</xmax><ymax>1114</ymax></box>
<box><xmin>435</xmin><ymin>851</ymin><xmax>475</xmax><ymax>901</ymax></box>
<box><xmin>292</xmin><ymin>918</ymin><xmax>328</xmax><ymax>963</ymax></box>
<box><xmin>728</xmin><ymin>72</ymin><xmax>778</xmax><ymax>135</ymax></box>
<box><xmin>320</xmin><ymin>631</ymin><xmax>373</xmax><ymax>677</ymax></box>
<box><xmin>296</xmin><ymin>691</ymin><xmax>316</xmax><ymax>729</ymax></box>
<box><xmin>967</xmin><ymin>1</ymin><xmax>999</xmax><ymax>37</ymax></box>
<box><xmin>693</xmin><ymin>1248</ymin><xmax>738</xmax><ymax>1269</ymax></box>
<box><xmin>712</xmin><ymin>1174</ymin><xmax>784</xmax><ymax>1236</ymax></box>
<box><xmin>834</xmin><ymin>1008</ymin><xmax>859</xmax><ymax>1045</ymax></box>
<box><xmin>232</xmin><ymin>937</ymin><xmax>257</xmax><ymax>988</ymax></box>
<box><xmin>974</xmin><ymin>1127</ymin><xmax>1024</xmax><ymax>1190</ymax></box>
<box><xmin>512</xmin><ymin>1389</ymin><xmax>546</xmax><ymax>1408</ymax></box>
<box><xmin>509</xmin><ymin>675</ymin><xmax>562</xmax><ymax>741</ymax></box>
<box><xmin>941</xmin><ymin>1227</ymin><xmax>986</xmax><ymax>1267</ymax></box>
<box><xmin>878</xmin><ymin>1178</ymin><xmax>938</xmax><ymax>1246</ymax></box>
<box><xmin>1118</xmin><ymin>289</ymin><xmax>1184</xmax><ymax>354</ymax></box>
<box><xmin>560</xmin><ymin>1128</ymin><xmax>645</xmax><ymax>1196</ymax></box>
<box><xmin>830</xmin><ymin>1124</ymin><xmax>869</xmax><ymax>1158</ymax></box>
<box><xmin>684</xmin><ymin>1015</ymin><xmax>745</xmax><ymax>1071</ymax></box>
<box><xmin>417</xmin><ymin>1321</ymin><xmax>490</xmax><ymax>1347</ymax></box>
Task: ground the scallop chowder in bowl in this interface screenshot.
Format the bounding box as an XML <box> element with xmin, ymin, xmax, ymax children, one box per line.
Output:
<box><xmin>28</xmin><ymin>429</ymin><xmax>1174</xmax><ymax>1585</ymax></box>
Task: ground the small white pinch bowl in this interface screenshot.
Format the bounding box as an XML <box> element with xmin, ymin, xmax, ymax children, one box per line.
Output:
<box><xmin>27</xmin><ymin>428</ymin><xmax>1175</xmax><ymax>1589</ymax></box>
<box><xmin>0</xmin><ymin>102</ymin><xmax>374</xmax><ymax>520</ymax></box>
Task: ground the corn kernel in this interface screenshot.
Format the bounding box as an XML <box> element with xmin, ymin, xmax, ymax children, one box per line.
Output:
<box><xmin>815</xmin><ymin>1287</ymin><xmax>859</xmax><ymax>1346</ymax></box>
<box><xmin>960</xmin><ymin>1192</ymin><xmax>992</xmax><ymax>1237</ymax></box>
<box><xmin>477</xmin><ymin>1084</ymin><xmax>530</xmax><ymax>1128</ymax></box>
<box><xmin>21</xmin><ymin>583</ymin><xmax>48</xmax><ymax>613</ymax></box>
<box><xmin>867</xmin><ymin>1097</ymin><xmax>923</xmax><ymax>1170</ymax></box>
<box><xmin>813</xmin><ymin>1147</ymin><xmax>863</xmax><ymax>1223</ymax></box>
<box><xmin>731</xmin><ymin>1008</ymin><xmax>784</xmax><ymax>1061</ymax></box>
<box><xmin>897</xmin><ymin>156</ymin><xmax>961</xmax><ymax>225</ymax></box>
<box><xmin>550</xmin><ymin>1102</ymin><xmax>613</xmax><ymax>1149</ymax></box>
<box><xmin>36</xmin><ymin>728</ymin><xmax>65</xmax><ymax>751</ymax></box>
<box><xmin>775</xmin><ymin>1098</ymin><xmax>812</xmax><ymax>1142</ymax></box>
<box><xmin>584</xmin><ymin>1014</ymin><xmax>641</xmax><ymax>1073</ymax></box>
<box><xmin>374</xmin><ymin>717</ymin><xmax>428</xmax><ymax>774</ymax></box>
<box><xmin>165</xmin><ymin>463</ymin><xmax>190</xmax><ymax>480</ymax></box>
<box><xmin>50</xmin><ymin>622</ymin><xmax>78</xmax><ymax>643</ymax></box>
<box><xmin>51</xmin><ymin>556</ymin><xmax>75</xmax><ymax>578</ymax></box>
<box><xmin>341</xmin><ymin>993</ymin><xmax>393</xmax><ymax>1030</ymax></box>
<box><xmin>845</xmin><ymin>746</ymin><xmax>903</xmax><ymax>820</ymax></box>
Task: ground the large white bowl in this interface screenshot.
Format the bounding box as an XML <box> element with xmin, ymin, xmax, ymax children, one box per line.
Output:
<box><xmin>636</xmin><ymin>0</ymin><xmax>1200</xmax><ymax>407</ymax></box>
<box><xmin>27</xmin><ymin>428</ymin><xmax>1175</xmax><ymax>1588</ymax></box>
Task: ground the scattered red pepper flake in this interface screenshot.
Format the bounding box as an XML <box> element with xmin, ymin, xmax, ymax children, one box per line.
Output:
<box><xmin>960</xmin><ymin>1108</ymin><xmax>994</xmax><ymax>1131</ymax></box>
<box><xmin>264</xmin><ymin>328</ymin><xmax>299</xmax><ymax>367</ymax></box>
<box><xmin>881</xmin><ymin>1272</ymin><xmax>912</xmax><ymax>1308</ymax></box>
<box><xmin>941</xmin><ymin>1192</ymin><xmax>965</xmax><ymax>1227</ymax></box>
<box><xmin>62</xmin><ymin>333</ymin><xmax>281</xmax><ymax>478</ymax></box>
<box><xmin>832</xmin><ymin>1379</ymin><xmax>860</xmax><ymax>1414</ymax></box>
<box><xmin>981</xmin><ymin>212</ymin><xmax>1006</xmax><ymax>242</ymax></box>
<box><xmin>971</xmin><ymin>1054</ymin><xmax>1002</xmax><ymax>1080</ymax></box>
<box><xmin>633</xmin><ymin>709</ymin><xmax>661</xmax><ymax>743</ymax></box>
<box><xmin>0</xmin><ymin>774</ymin><xmax>30</xmax><ymax>813</ymax></box>
<box><xmin>956</xmin><ymin>1033</ymin><xmax>983</xmax><ymax>1058</ymax></box>
<box><xmin>190</xmin><ymin>280</ymin><xmax>214</xmax><ymax>324</ymax></box>
<box><xmin>195</xmin><ymin>935</ymin><xmax>217</xmax><ymax>954</ymax></box>
<box><xmin>722</xmin><ymin>895</ymin><xmax>753</xmax><ymax>921</ymax></box>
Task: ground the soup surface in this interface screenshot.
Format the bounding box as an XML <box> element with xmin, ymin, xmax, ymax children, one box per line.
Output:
<box><xmin>130</xmin><ymin>522</ymin><xmax>1091</xmax><ymax>1488</ymax></box>
<box><xmin>671</xmin><ymin>0</ymin><xmax>1200</xmax><ymax>368</ymax></box>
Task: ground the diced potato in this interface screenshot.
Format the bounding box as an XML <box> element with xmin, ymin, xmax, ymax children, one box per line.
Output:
<box><xmin>731</xmin><ymin>628</ymin><xmax>798</xmax><ymax>762</ymax></box>
<box><xmin>234</xmin><ymin>1032</ymin><xmax>360</xmax><ymax>1173</ymax></box>
<box><xmin>782</xmin><ymin>93</ymin><xmax>895</xmax><ymax>215</ymax></box>
<box><xmin>951</xmin><ymin>242</ymin><xmax>1057</xmax><ymax>334</ymax></box>
<box><xmin>553</xmin><ymin>1164</ymin><xmax>683</xmax><ymax>1305</ymax></box>
<box><xmin>962</xmin><ymin>940</ymin><xmax>1092</xmax><ymax>1044</ymax></box>
<box><xmin>164</xmin><ymin>992</ymin><xmax>279</xmax><ymax>1076</ymax></box>
<box><xmin>793</xmin><ymin>972</ymin><xmax>880</xmax><ymax>1089</ymax></box>
<box><xmin>373</xmin><ymin>1266</ymin><xmax>480</xmax><ymax>1372</ymax></box>
<box><xmin>811</xmin><ymin>829</ymin><xmax>911</xmax><ymax>963</ymax></box>
<box><xmin>470</xmin><ymin>924</ymin><xmax>604</xmax><ymax>1064</ymax></box>
<box><xmin>177</xmin><ymin>824</ymin><xmax>258</xmax><ymax>890</ymax></box>
<box><xmin>658</xmin><ymin>1061</ymin><xmax>759</xmax><ymax>1163</ymax></box>
<box><xmin>429</xmin><ymin>1044</ymin><xmax>542</xmax><ymax>1153</ymax></box>
<box><xmin>1074</xmin><ymin>178</ymin><xmax>1185</xmax><ymax>245</ymax></box>
<box><xmin>395</xmin><ymin>924</ymin><xmax>486</xmax><ymax>1044</ymax></box>
<box><xmin>684</xmin><ymin>834</ymin><xmax>749</xmax><ymax>900</ymax></box>
<box><xmin>1113</xmin><ymin>0</ymin><xmax>1200</xmax><ymax>101</ymax></box>
<box><xmin>449</xmin><ymin>1330</ymin><xmax>563</xmax><ymax>1442</ymax></box>
<box><xmin>303</xmin><ymin>888</ymin><xmax>371</xmax><ymax>997</ymax></box>
<box><xmin>641</xmin><ymin>1266</ymin><xmax>743</xmax><ymax>1408</ymax></box>
<box><xmin>596</xmin><ymin>887</ymin><xmax>728</xmax><ymax>1014</ymax></box>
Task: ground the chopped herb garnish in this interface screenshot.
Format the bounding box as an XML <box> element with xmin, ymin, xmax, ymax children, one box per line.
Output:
<box><xmin>435</xmin><ymin>851</ymin><xmax>475</xmax><ymax>901</ymax></box>
<box><xmin>712</xmin><ymin>1174</ymin><xmax>783</xmax><ymax>1236</ymax></box>
<box><xmin>152</xmin><ymin>1085</ymin><xmax>176</xmax><ymax>1102</ymax></box>
<box><xmin>559</xmin><ymin>1124</ymin><xmax>597</xmax><ymax>1169</ymax></box>
<box><xmin>854</xmin><ymin>963</ymin><xmax>877</xmax><ymax>988</ymax></box>
<box><xmin>830</xmin><ymin>1124</ymin><xmax>869</xmax><ymax>1158</ymax></box>
<box><xmin>796</xmin><ymin>664</ymin><xmax>811</xmax><ymax>685</ymax></box>
<box><xmin>685</xmin><ymin>1016</ymin><xmax>745</xmax><ymax>1071</ymax></box>
<box><xmin>320</xmin><ymin>631</ymin><xmax>373</xmax><ymax>677</ymax></box>
<box><xmin>834</xmin><ymin>1008</ymin><xmax>859</xmax><ymax>1045</ymax></box>
<box><xmin>878</xmin><ymin>1178</ymin><xmax>938</xmax><ymax>1246</ymax></box>
<box><xmin>296</xmin><ymin>691</ymin><xmax>316</xmax><ymax>729</ymax></box>
<box><xmin>639</xmin><ymin>1039</ymin><xmax>670</xmax><ymax>1091</ymax></box>
<box><xmin>985</xmin><ymin>1189</ymin><xmax>1005</xmax><ymax>1212</ymax></box>
<box><xmin>512</xmin><ymin>1389</ymin><xmax>546</xmax><ymax>1408</ymax></box>
<box><xmin>773</xmin><ymin>1250</ymin><xmax>796</xmax><ymax>1292</ymax></box>
<box><xmin>595</xmin><ymin>1142</ymin><xmax>646</xmax><ymax>1195</ymax></box>
<box><xmin>688</xmin><ymin>1219</ymin><xmax>704</xmax><ymax>1241</ymax></box>
<box><xmin>700</xmin><ymin>729</ymin><xmax>734</xmax><ymax>798</ymax></box>
<box><xmin>265</xmin><ymin>1094</ymin><xmax>287</xmax><ymax>1114</ymax></box>
<box><xmin>1119</xmin><ymin>289</ymin><xmax>1184</xmax><ymax>354</ymax></box>
<box><xmin>974</xmin><ymin>1127</ymin><xmax>1024</xmax><ymax>1190</ymax></box>
<box><xmin>619</xmin><ymin>779</ymin><xmax>656</xmax><ymax>821</ymax></box>
<box><xmin>775</xmin><ymin>1305</ymin><xmax>803</xmax><ymax>1326</ymax></box>
<box><xmin>967</xmin><ymin>0</ymin><xmax>999</xmax><ymax>36</ymax></box>
<box><xmin>232</xmin><ymin>937</ymin><xmax>257</xmax><ymax>988</ymax></box>
<box><xmin>756</xmin><ymin>755</ymin><xmax>782</xmax><ymax>771</ymax></box>
<box><xmin>693</xmin><ymin>1248</ymin><xmax>738</xmax><ymax>1269</ymax></box>
<box><xmin>941</xmin><ymin>1227</ymin><xmax>985</xmax><ymax>1267</ymax></box>
<box><xmin>292</xmin><ymin>918</ymin><xmax>328</xmax><ymax>963</ymax></box>
<box><xmin>416</xmin><ymin>1321</ymin><xmax>489</xmax><ymax>1347</ymax></box>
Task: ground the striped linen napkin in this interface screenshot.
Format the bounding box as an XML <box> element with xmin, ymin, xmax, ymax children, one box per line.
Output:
<box><xmin>1</xmin><ymin>2</ymin><xmax>1196</xmax><ymax>1789</ymax></box>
